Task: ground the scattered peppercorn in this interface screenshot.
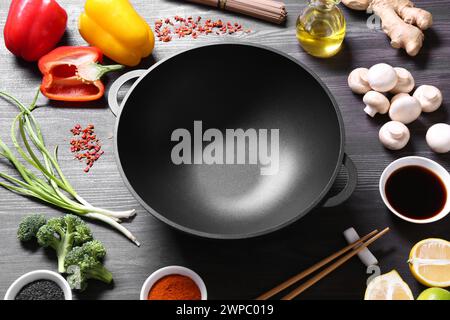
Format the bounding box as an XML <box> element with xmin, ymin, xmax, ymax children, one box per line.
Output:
<box><xmin>154</xmin><ymin>16</ymin><xmax>251</xmax><ymax>42</ymax></box>
<box><xmin>15</xmin><ymin>280</ymin><xmax>64</xmax><ymax>300</ymax></box>
<box><xmin>70</xmin><ymin>124</ymin><xmax>104</xmax><ymax>173</ymax></box>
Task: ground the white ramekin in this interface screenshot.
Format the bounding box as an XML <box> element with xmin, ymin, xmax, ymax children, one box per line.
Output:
<box><xmin>140</xmin><ymin>266</ymin><xmax>207</xmax><ymax>300</ymax></box>
<box><xmin>4</xmin><ymin>270</ymin><xmax>72</xmax><ymax>300</ymax></box>
<box><xmin>380</xmin><ymin>156</ymin><xmax>450</xmax><ymax>224</ymax></box>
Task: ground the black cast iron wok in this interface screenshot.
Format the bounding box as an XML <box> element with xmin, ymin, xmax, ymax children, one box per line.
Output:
<box><xmin>109</xmin><ymin>43</ymin><xmax>357</xmax><ymax>239</ymax></box>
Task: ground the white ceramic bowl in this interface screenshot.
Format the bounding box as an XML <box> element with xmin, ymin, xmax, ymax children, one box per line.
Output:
<box><xmin>140</xmin><ymin>266</ymin><xmax>207</xmax><ymax>300</ymax></box>
<box><xmin>4</xmin><ymin>270</ymin><xmax>72</xmax><ymax>300</ymax></box>
<box><xmin>380</xmin><ymin>156</ymin><xmax>450</xmax><ymax>224</ymax></box>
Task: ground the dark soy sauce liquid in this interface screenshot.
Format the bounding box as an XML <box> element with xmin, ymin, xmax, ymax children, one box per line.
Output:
<box><xmin>386</xmin><ymin>165</ymin><xmax>447</xmax><ymax>220</ymax></box>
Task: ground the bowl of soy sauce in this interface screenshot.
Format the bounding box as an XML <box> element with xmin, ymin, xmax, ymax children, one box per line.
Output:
<box><xmin>380</xmin><ymin>156</ymin><xmax>450</xmax><ymax>224</ymax></box>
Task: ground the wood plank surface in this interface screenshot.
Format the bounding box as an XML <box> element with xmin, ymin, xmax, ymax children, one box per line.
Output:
<box><xmin>0</xmin><ymin>0</ymin><xmax>449</xmax><ymax>300</ymax></box>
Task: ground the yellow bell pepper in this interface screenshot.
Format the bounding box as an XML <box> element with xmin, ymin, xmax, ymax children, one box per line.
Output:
<box><xmin>79</xmin><ymin>0</ymin><xmax>154</xmax><ymax>67</ymax></box>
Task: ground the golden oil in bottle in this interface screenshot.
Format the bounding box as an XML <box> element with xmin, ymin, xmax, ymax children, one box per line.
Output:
<box><xmin>296</xmin><ymin>0</ymin><xmax>346</xmax><ymax>58</ymax></box>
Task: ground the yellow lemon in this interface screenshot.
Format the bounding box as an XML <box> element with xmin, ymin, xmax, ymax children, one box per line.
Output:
<box><xmin>409</xmin><ymin>238</ymin><xmax>450</xmax><ymax>288</ymax></box>
<box><xmin>364</xmin><ymin>270</ymin><xmax>414</xmax><ymax>300</ymax></box>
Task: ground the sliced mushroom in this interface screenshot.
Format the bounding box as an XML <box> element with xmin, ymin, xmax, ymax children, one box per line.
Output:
<box><xmin>348</xmin><ymin>67</ymin><xmax>371</xmax><ymax>94</ymax></box>
<box><xmin>413</xmin><ymin>85</ymin><xmax>443</xmax><ymax>113</ymax></box>
<box><xmin>389</xmin><ymin>93</ymin><xmax>422</xmax><ymax>124</ymax></box>
<box><xmin>363</xmin><ymin>91</ymin><xmax>390</xmax><ymax>117</ymax></box>
<box><xmin>367</xmin><ymin>63</ymin><xmax>398</xmax><ymax>92</ymax></box>
<box><xmin>390</xmin><ymin>67</ymin><xmax>415</xmax><ymax>94</ymax></box>
<box><xmin>379</xmin><ymin>121</ymin><xmax>410</xmax><ymax>150</ymax></box>
<box><xmin>426</xmin><ymin>123</ymin><xmax>450</xmax><ymax>153</ymax></box>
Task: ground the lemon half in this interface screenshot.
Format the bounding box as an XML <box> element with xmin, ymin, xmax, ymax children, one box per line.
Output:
<box><xmin>364</xmin><ymin>270</ymin><xmax>414</xmax><ymax>300</ymax></box>
<box><xmin>409</xmin><ymin>238</ymin><xmax>450</xmax><ymax>288</ymax></box>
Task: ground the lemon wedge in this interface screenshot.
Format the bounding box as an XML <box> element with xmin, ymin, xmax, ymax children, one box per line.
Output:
<box><xmin>364</xmin><ymin>270</ymin><xmax>414</xmax><ymax>300</ymax></box>
<box><xmin>409</xmin><ymin>238</ymin><xmax>450</xmax><ymax>288</ymax></box>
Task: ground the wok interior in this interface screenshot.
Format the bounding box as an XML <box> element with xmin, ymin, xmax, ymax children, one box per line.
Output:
<box><xmin>117</xmin><ymin>44</ymin><xmax>342</xmax><ymax>237</ymax></box>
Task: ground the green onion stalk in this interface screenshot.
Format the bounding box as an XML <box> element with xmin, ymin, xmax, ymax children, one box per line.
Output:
<box><xmin>0</xmin><ymin>90</ymin><xmax>139</xmax><ymax>246</ymax></box>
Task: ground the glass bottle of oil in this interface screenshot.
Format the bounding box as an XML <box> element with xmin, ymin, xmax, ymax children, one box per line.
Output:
<box><xmin>296</xmin><ymin>0</ymin><xmax>346</xmax><ymax>58</ymax></box>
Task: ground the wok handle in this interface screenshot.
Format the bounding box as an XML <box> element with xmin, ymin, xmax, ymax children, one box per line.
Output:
<box><xmin>322</xmin><ymin>154</ymin><xmax>357</xmax><ymax>208</ymax></box>
<box><xmin>107</xmin><ymin>69</ymin><xmax>146</xmax><ymax>116</ymax></box>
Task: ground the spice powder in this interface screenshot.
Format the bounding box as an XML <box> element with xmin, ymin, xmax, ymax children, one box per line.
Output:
<box><xmin>148</xmin><ymin>274</ymin><xmax>201</xmax><ymax>300</ymax></box>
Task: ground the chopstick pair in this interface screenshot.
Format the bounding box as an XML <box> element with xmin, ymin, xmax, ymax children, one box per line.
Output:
<box><xmin>256</xmin><ymin>227</ymin><xmax>390</xmax><ymax>300</ymax></box>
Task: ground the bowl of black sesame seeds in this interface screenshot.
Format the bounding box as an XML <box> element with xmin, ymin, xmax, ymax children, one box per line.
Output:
<box><xmin>4</xmin><ymin>270</ymin><xmax>72</xmax><ymax>300</ymax></box>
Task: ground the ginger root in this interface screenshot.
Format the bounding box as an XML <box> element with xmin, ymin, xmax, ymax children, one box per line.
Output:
<box><xmin>341</xmin><ymin>0</ymin><xmax>433</xmax><ymax>56</ymax></box>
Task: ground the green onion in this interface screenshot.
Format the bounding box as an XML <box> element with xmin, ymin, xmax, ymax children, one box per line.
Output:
<box><xmin>0</xmin><ymin>90</ymin><xmax>139</xmax><ymax>246</ymax></box>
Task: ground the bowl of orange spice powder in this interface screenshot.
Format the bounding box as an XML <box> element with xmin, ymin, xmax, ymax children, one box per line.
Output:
<box><xmin>140</xmin><ymin>266</ymin><xmax>207</xmax><ymax>300</ymax></box>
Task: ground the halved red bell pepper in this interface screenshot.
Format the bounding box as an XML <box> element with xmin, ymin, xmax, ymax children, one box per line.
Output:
<box><xmin>4</xmin><ymin>0</ymin><xmax>67</xmax><ymax>61</ymax></box>
<box><xmin>38</xmin><ymin>46</ymin><xmax>123</xmax><ymax>102</ymax></box>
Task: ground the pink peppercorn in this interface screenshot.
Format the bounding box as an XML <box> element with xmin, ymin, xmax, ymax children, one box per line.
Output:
<box><xmin>154</xmin><ymin>15</ymin><xmax>250</xmax><ymax>42</ymax></box>
<box><xmin>69</xmin><ymin>124</ymin><xmax>104</xmax><ymax>173</ymax></box>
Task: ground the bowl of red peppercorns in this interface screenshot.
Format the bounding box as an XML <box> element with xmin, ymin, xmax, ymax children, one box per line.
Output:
<box><xmin>140</xmin><ymin>266</ymin><xmax>207</xmax><ymax>300</ymax></box>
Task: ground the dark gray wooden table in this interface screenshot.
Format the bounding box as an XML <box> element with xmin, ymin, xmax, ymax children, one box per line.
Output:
<box><xmin>0</xmin><ymin>0</ymin><xmax>449</xmax><ymax>300</ymax></box>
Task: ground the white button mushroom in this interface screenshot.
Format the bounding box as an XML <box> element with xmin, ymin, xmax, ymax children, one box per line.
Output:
<box><xmin>413</xmin><ymin>85</ymin><xmax>443</xmax><ymax>113</ymax></box>
<box><xmin>390</xmin><ymin>92</ymin><xmax>409</xmax><ymax>104</ymax></box>
<box><xmin>379</xmin><ymin>121</ymin><xmax>410</xmax><ymax>150</ymax></box>
<box><xmin>348</xmin><ymin>67</ymin><xmax>371</xmax><ymax>94</ymax></box>
<box><xmin>390</xmin><ymin>92</ymin><xmax>410</xmax><ymax>104</ymax></box>
<box><xmin>363</xmin><ymin>91</ymin><xmax>390</xmax><ymax>117</ymax></box>
<box><xmin>426</xmin><ymin>123</ymin><xmax>450</xmax><ymax>153</ymax></box>
<box><xmin>389</xmin><ymin>93</ymin><xmax>422</xmax><ymax>124</ymax></box>
<box><xmin>367</xmin><ymin>63</ymin><xmax>398</xmax><ymax>92</ymax></box>
<box><xmin>390</xmin><ymin>67</ymin><xmax>415</xmax><ymax>94</ymax></box>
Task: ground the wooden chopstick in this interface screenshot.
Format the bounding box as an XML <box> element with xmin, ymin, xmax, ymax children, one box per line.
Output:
<box><xmin>281</xmin><ymin>227</ymin><xmax>390</xmax><ymax>300</ymax></box>
<box><xmin>256</xmin><ymin>229</ymin><xmax>379</xmax><ymax>300</ymax></box>
<box><xmin>256</xmin><ymin>228</ymin><xmax>389</xmax><ymax>300</ymax></box>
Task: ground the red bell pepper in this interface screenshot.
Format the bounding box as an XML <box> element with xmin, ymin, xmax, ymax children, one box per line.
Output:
<box><xmin>4</xmin><ymin>0</ymin><xmax>67</xmax><ymax>61</ymax></box>
<box><xmin>38</xmin><ymin>46</ymin><xmax>123</xmax><ymax>102</ymax></box>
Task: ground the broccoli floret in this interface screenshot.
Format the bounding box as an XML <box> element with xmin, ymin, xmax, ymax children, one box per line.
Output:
<box><xmin>65</xmin><ymin>240</ymin><xmax>113</xmax><ymax>291</ymax></box>
<box><xmin>17</xmin><ymin>214</ymin><xmax>47</xmax><ymax>242</ymax></box>
<box><xmin>36</xmin><ymin>214</ymin><xmax>93</xmax><ymax>273</ymax></box>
